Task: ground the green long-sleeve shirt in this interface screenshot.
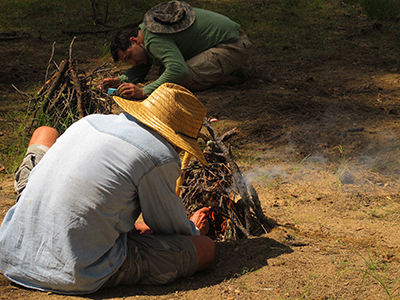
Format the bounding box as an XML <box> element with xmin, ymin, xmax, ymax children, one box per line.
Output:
<box><xmin>118</xmin><ymin>7</ymin><xmax>240</xmax><ymax>96</ymax></box>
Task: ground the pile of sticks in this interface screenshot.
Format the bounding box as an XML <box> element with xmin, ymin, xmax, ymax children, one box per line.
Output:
<box><xmin>25</xmin><ymin>38</ymin><xmax>117</xmax><ymax>132</ymax></box>
<box><xmin>181</xmin><ymin>119</ymin><xmax>276</xmax><ymax>241</ymax></box>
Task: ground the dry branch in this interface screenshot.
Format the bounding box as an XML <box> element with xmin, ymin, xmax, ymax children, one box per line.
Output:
<box><xmin>68</xmin><ymin>60</ymin><xmax>84</xmax><ymax>118</ymax></box>
<box><xmin>43</xmin><ymin>59</ymin><xmax>69</xmax><ymax>109</ymax></box>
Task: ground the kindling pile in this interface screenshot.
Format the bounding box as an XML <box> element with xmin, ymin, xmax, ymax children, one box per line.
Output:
<box><xmin>31</xmin><ymin>58</ymin><xmax>116</xmax><ymax>132</ymax></box>
<box><xmin>180</xmin><ymin>119</ymin><xmax>276</xmax><ymax>241</ymax></box>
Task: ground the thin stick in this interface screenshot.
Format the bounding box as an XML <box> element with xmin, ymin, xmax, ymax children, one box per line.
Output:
<box><xmin>48</xmin><ymin>81</ymin><xmax>68</xmax><ymax>113</ymax></box>
<box><xmin>69</xmin><ymin>37</ymin><xmax>76</xmax><ymax>62</ymax></box>
<box><xmin>43</xmin><ymin>59</ymin><xmax>69</xmax><ymax>112</ymax></box>
<box><xmin>12</xmin><ymin>84</ymin><xmax>30</xmax><ymax>97</ymax></box>
<box><xmin>69</xmin><ymin>61</ymin><xmax>84</xmax><ymax>118</ymax></box>
<box><xmin>45</xmin><ymin>41</ymin><xmax>56</xmax><ymax>82</ymax></box>
<box><xmin>36</xmin><ymin>72</ymin><xmax>57</xmax><ymax>96</ymax></box>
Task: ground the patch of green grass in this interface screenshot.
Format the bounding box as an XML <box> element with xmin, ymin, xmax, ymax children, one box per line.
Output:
<box><xmin>0</xmin><ymin>107</ymin><xmax>31</xmax><ymax>174</ymax></box>
<box><xmin>233</xmin><ymin>266</ymin><xmax>254</xmax><ymax>278</ymax></box>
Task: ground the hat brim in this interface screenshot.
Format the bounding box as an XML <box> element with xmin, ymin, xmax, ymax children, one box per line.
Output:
<box><xmin>113</xmin><ymin>95</ymin><xmax>209</xmax><ymax>167</ymax></box>
<box><xmin>144</xmin><ymin>1</ymin><xmax>196</xmax><ymax>34</ymax></box>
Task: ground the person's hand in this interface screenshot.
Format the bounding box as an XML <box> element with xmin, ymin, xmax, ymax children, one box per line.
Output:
<box><xmin>97</xmin><ymin>77</ymin><xmax>121</xmax><ymax>90</ymax></box>
<box><xmin>118</xmin><ymin>83</ymin><xmax>147</xmax><ymax>100</ymax></box>
<box><xmin>190</xmin><ymin>207</ymin><xmax>210</xmax><ymax>236</ymax></box>
<box><xmin>132</xmin><ymin>222</ymin><xmax>153</xmax><ymax>235</ymax></box>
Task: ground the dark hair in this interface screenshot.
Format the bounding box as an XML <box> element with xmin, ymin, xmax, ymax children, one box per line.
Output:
<box><xmin>110</xmin><ymin>27</ymin><xmax>140</xmax><ymax>62</ymax></box>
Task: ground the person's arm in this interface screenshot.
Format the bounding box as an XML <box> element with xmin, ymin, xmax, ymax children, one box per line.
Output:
<box><xmin>141</xmin><ymin>36</ymin><xmax>189</xmax><ymax>96</ymax></box>
<box><xmin>97</xmin><ymin>64</ymin><xmax>151</xmax><ymax>94</ymax></box>
<box><xmin>133</xmin><ymin>207</ymin><xmax>209</xmax><ymax>235</ymax></box>
<box><xmin>118</xmin><ymin>83</ymin><xmax>147</xmax><ymax>99</ymax></box>
<box><xmin>138</xmin><ymin>161</ymin><xmax>200</xmax><ymax>236</ymax></box>
<box><xmin>132</xmin><ymin>222</ymin><xmax>153</xmax><ymax>234</ymax></box>
<box><xmin>106</xmin><ymin>36</ymin><xmax>189</xmax><ymax>97</ymax></box>
<box><xmin>97</xmin><ymin>77</ymin><xmax>121</xmax><ymax>90</ymax></box>
<box><xmin>118</xmin><ymin>64</ymin><xmax>152</xmax><ymax>84</ymax></box>
<box><xmin>189</xmin><ymin>207</ymin><xmax>210</xmax><ymax>235</ymax></box>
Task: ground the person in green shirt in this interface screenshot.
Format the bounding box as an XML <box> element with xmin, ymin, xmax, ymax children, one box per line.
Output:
<box><xmin>98</xmin><ymin>0</ymin><xmax>252</xmax><ymax>99</ymax></box>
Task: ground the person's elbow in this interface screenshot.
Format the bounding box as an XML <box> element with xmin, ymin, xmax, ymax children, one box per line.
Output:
<box><xmin>167</xmin><ymin>65</ymin><xmax>189</xmax><ymax>84</ymax></box>
<box><xmin>179</xmin><ymin>68</ymin><xmax>190</xmax><ymax>81</ymax></box>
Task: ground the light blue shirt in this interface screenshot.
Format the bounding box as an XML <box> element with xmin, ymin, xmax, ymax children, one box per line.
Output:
<box><xmin>0</xmin><ymin>113</ymin><xmax>199</xmax><ymax>294</ymax></box>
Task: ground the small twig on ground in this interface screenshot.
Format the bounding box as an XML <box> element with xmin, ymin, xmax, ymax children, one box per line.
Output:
<box><xmin>12</xmin><ymin>84</ymin><xmax>30</xmax><ymax>97</ymax></box>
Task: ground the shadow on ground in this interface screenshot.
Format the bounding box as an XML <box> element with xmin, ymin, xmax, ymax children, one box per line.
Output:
<box><xmin>87</xmin><ymin>236</ymin><xmax>292</xmax><ymax>299</ymax></box>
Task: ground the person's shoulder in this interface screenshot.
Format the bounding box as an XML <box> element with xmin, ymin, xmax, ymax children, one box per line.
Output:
<box><xmin>193</xmin><ymin>7</ymin><xmax>225</xmax><ymax>17</ymax></box>
<box><xmin>82</xmin><ymin>113</ymin><xmax>118</xmax><ymax>124</ymax></box>
<box><xmin>192</xmin><ymin>7</ymin><xmax>234</xmax><ymax>25</ymax></box>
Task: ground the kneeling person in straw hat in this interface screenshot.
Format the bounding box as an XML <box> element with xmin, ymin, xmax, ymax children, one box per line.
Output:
<box><xmin>0</xmin><ymin>83</ymin><xmax>214</xmax><ymax>294</ymax></box>
<box><xmin>98</xmin><ymin>0</ymin><xmax>252</xmax><ymax>99</ymax></box>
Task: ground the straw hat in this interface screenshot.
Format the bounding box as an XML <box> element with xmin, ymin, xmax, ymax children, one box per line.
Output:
<box><xmin>144</xmin><ymin>0</ymin><xmax>196</xmax><ymax>34</ymax></box>
<box><xmin>113</xmin><ymin>83</ymin><xmax>208</xmax><ymax>166</ymax></box>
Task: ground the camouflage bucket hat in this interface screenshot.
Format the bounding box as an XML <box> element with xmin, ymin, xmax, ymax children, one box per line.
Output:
<box><xmin>144</xmin><ymin>0</ymin><xmax>196</xmax><ymax>34</ymax></box>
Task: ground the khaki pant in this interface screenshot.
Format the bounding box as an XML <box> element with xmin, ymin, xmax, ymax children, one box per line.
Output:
<box><xmin>187</xmin><ymin>29</ymin><xmax>252</xmax><ymax>86</ymax></box>
<box><xmin>101</xmin><ymin>233</ymin><xmax>197</xmax><ymax>287</ymax></box>
<box><xmin>14</xmin><ymin>144</ymin><xmax>49</xmax><ymax>201</ymax></box>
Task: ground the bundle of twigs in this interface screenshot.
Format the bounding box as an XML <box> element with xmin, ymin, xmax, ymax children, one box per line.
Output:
<box><xmin>181</xmin><ymin>119</ymin><xmax>276</xmax><ymax>241</ymax></box>
<box><xmin>25</xmin><ymin>38</ymin><xmax>117</xmax><ymax>133</ymax></box>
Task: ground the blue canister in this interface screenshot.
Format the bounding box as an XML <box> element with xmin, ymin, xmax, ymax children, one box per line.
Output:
<box><xmin>107</xmin><ymin>88</ymin><xmax>119</xmax><ymax>95</ymax></box>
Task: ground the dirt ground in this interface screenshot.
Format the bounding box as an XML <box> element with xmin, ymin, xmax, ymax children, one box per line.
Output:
<box><xmin>2</xmin><ymin>6</ymin><xmax>400</xmax><ymax>300</ymax></box>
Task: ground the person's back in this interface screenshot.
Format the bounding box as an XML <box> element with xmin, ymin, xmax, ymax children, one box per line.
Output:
<box><xmin>142</xmin><ymin>7</ymin><xmax>241</xmax><ymax>62</ymax></box>
<box><xmin>0</xmin><ymin>112</ymin><xmax>191</xmax><ymax>294</ymax></box>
